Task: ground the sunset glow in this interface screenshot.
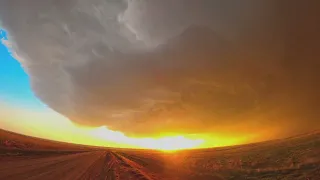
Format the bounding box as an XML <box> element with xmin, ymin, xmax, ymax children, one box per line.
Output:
<box><xmin>90</xmin><ymin>126</ymin><xmax>204</xmax><ymax>150</ymax></box>
<box><xmin>2</xmin><ymin>0</ymin><xmax>318</xmax><ymax>152</ymax></box>
<box><xmin>1</xmin><ymin>102</ymin><xmax>254</xmax><ymax>150</ymax></box>
<box><xmin>0</xmin><ymin>2</ymin><xmax>319</xmax><ymax>179</ymax></box>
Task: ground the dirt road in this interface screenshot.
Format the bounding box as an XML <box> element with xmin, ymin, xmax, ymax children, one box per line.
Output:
<box><xmin>0</xmin><ymin>151</ymin><xmax>160</xmax><ymax>180</ymax></box>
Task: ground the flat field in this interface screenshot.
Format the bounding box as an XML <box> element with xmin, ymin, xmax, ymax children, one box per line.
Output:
<box><xmin>0</xmin><ymin>129</ymin><xmax>319</xmax><ymax>180</ymax></box>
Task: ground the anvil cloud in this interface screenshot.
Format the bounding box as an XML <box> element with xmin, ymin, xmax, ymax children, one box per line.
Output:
<box><xmin>0</xmin><ymin>0</ymin><xmax>319</xmax><ymax>137</ymax></box>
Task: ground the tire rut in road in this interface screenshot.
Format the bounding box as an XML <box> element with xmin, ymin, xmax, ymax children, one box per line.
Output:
<box><xmin>100</xmin><ymin>152</ymin><xmax>157</xmax><ymax>180</ymax></box>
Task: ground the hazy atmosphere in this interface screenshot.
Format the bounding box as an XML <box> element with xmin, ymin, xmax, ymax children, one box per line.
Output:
<box><xmin>1</xmin><ymin>0</ymin><xmax>320</xmax><ymax>149</ymax></box>
<box><xmin>1</xmin><ymin>1</ymin><xmax>320</xmax><ymax>180</ymax></box>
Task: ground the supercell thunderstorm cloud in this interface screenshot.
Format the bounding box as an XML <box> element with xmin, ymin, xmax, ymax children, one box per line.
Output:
<box><xmin>0</xmin><ymin>0</ymin><xmax>319</xmax><ymax>137</ymax></box>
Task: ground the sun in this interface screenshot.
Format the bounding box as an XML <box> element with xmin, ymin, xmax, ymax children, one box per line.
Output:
<box><xmin>141</xmin><ymin>136</ymin><xmax>204</xmax><ymax>151</ymax></box>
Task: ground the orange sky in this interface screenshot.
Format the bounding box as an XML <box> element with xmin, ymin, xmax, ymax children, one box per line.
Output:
<box><xmin>1</xmin><ymin>1</ymin><xmax>319</xmax><ymax>151</ymax></box>
<box><xmin>1</xmin><ymin>102</ymin><xmax>278</xmax><ymax>150</ymax></box>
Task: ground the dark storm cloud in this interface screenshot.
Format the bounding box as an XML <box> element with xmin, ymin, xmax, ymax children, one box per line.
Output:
<box><xmin>0</xmin><ymin>0</ymin><xmax>319</xmax><ymax>137</ymax></box>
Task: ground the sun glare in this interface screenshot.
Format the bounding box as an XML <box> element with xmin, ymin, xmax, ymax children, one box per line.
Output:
<box><xmin>90</xmin><ymin>126</ymin><xmax>204</xmax><ymax>150</ymax></box>
<box><xmin>138</xmin><ymin>136</ymin><xmax>204</xmax><ymax>151</ymax></box>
